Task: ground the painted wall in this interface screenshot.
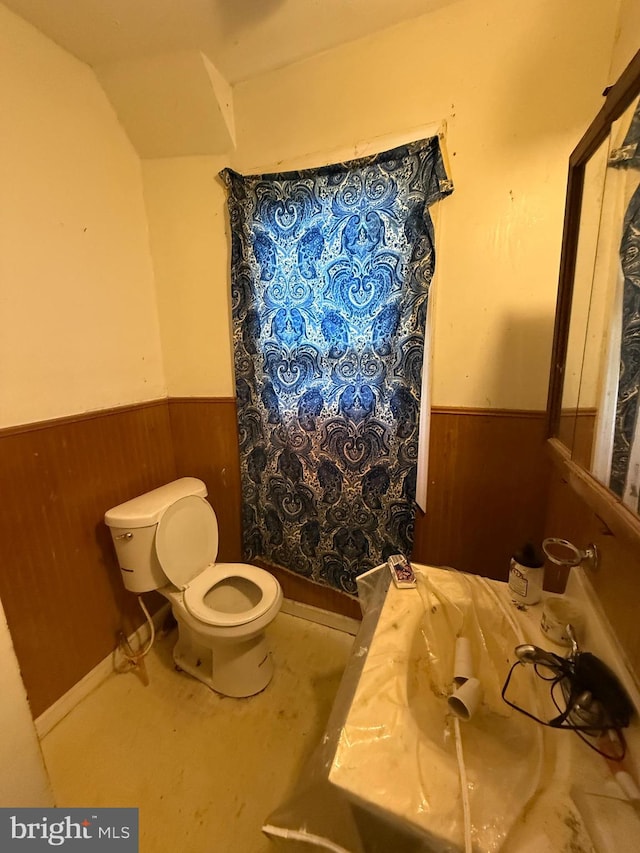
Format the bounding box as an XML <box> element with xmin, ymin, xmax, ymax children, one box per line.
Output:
<box><xmin>144</xmin><ymin>0</ymin><xmax>617</xmax><ymax>410</ymax></box>
<box><xmin>610</xmin><ymin>0</ymin><xmax>640</xmax><ymax>82</ymax></box>
<box><xmin>0</xmin><ymin>3</ymin><xmax>166</xmax><ymax>429</ymax></box>
<box><xmin>0</xmin><ymin>597</ymin><xmax>54</xmax><ymax>805</ymax></box>
<box><xmin>233</xmin><ymin>0</ymin><xmax>617</xmax><ymax>411</ymax></box>
<box><xmin>142</xmin><ymin>156</ymin><xmax>235</xmax><ymax>396</ymax></box>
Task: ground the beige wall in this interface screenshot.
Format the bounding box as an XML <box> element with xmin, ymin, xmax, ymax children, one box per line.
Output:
<box><xmin>610</xmin><ymin>0</ymin><xmax>640</xmax><ymax>82</ymax></box>
<box><xmin>144</xmin><ymin>0</ymin><xmax>617</xmax><ymax>409</ymax></box>
<box><xmin>0</xmin><ymin>597</ymin><xmax>53</xmax><ymax>805</ymax></box>
<box><xmin>233</xmin><ymin>0</ymin><xmax>616</xmax><ymax>411</ymax></box>
<box><xmin>142</xmin><ymin>156</ymin><xmax>235</xmax><ymax>396</ymax></box>
<box><xmin>0</xmin><ymin>0</ymin><xmax>628</xmax><ymax>418</ymax></box>
<box><xmin>0</xmin><ymin>4</ymin><xmax>165</xmax><ymax>428</ymax></box>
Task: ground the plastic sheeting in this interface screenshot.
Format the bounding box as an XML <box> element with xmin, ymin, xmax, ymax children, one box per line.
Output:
<box><xmin>263</xmin><ymin>564</ymin><xmax>605</xmax><ymax>852</ymax></box>
<box><xmin>262</xmin><ymin>567</ymin><xmax>389</xmax><ymax>853</ymax></box>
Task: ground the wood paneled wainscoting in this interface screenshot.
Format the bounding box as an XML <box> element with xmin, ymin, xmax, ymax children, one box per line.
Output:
<box><xmin>0</xmin><ymin>399</ymin><xmax>551</xmax><ymax>718</ymax></box>
<box><xmin>168</xmin><ymin>397</ymin><xmax>243</xmax><ymax>563</ymax></box>
<box><xmin>414</xmin><ymin>407</ymin><xmax>552</xmax><ymax>582</ymax></box>
<box><xmin>0</xmin><ymin>401</ymin><xmax>177</xmax><ymax>718</ymax></box>
<box><xmin>543</xmin><ymin>462</ymin><xmax>640</xmax><ymax>680</ymax></box>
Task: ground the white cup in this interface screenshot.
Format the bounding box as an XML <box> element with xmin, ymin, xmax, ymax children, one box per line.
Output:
<box><xmin>448</xmin><ymin>677</ymin><xmax>483</xmax><ymax>721</ymax></box>
<box><xmin>540</xmin><ymin>597</ymin><xmax>584</xmax><ymax>646</ymax></box>
<box><xmin>453</xmin><ymin>637</ymin><xmax>474</xmax><ymax>685</ymax></box>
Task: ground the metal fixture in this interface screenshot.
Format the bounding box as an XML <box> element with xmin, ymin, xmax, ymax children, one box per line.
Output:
<box><xmin>542</xmin><ymin>538</ymin><xmax>598</xmax><ymax>571</ymax></box>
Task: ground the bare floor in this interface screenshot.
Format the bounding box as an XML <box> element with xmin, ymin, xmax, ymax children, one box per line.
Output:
<box><xmin>41</xmin><ymin>613</ymin><xmax>354</xmax><ymax>852</ymax></box>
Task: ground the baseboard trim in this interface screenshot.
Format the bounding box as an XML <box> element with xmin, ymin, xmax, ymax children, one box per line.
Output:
<box><xmin>35</xmin><ymin>604</ymin><xmax>171</xmax><ymax>739</ymax></box>
<box><xmin>281</xmin><ymin>598</ymin><xmax>360</xmax><ymax>636</ymax></box>
<box><xmin>36</xmin><ymin>598</ymin><xmax>358</xmax><ymax>738</ymax></box>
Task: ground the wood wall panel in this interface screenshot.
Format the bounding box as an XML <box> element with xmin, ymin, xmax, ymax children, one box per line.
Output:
<box><xmin>168</xmin><ymin>398</ymin><xmax>243</xmax><ymax>563</ymax></box>
<box><xmin>413</xmin><ymin>408</ymin><xmax>551</xmax><ymax>582</ymax></box>
<box><xmin>4</xmin><ymin>397</ymin><xmax>633</xmax><ymax>715</ymax></box>
<box><xmin>0</xmin><ymin>402</ymin><xmax>176</xmax><ymax>717</ymax></box>
<box><xmin>543</xmin><ymin>465</ymin><xmax>640</xmax><ymax>678</ymax></box>
<box><xmin>558</xmin><ymin>408</ymin><xmax>597</xmax><ymax>471</ymax></box>
<box><xmin>167</xmin><ymin>401</ymin><xmax>552</xmax><ymax>603</ymax></box>
<box><xmin>0</xmin><ymin>398</ymin><xmax>554</xmax><ymax>717</ymax></box>
<box><xmin>257</xmin><ymin>561</ymin><xmax>362</xmax><ymax>620</ymax></box>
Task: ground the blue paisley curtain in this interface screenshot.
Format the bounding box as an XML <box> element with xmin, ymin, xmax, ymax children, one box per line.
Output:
<box><xmin>609</xmin><ymin>99</ymin><xmax>640</xmax><ymax>506</ymax></box>
<box><xmin>221</xmin><ymin>137</ymin><xmax>453</xmax><ymax>593</ymax></box>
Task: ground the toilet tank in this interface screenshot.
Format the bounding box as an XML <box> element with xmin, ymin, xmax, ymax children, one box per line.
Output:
<box><xmin>104</xmin><ymin>477</ymin><xmax>208</xmax><ymax>593</ymax></box>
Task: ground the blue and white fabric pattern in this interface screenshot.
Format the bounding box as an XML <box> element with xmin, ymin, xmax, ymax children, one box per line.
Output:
<box><xmin>221</xmin><ymin>137</ymin><xmax>453</xmax><ymax>593</ymax></box>
<box><xmin>609</xmin><ymin>98</ymin><xmax>640</xmax><ymax>506</ymax></box>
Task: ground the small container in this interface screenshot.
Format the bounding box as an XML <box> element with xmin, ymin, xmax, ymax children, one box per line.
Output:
<box><xmin>509</xmin><ymin>543</ymin><xmax>544</xmax><ymax>605</ymax></box>
<box><xmin>388</xmin><ymin>554</ymin><xmax>417</xmax><ymax>588</ymax></box>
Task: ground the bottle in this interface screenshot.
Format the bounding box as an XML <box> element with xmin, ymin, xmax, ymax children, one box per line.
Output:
<box><xmin>508</xmin><ymin>543</ymin><xmax>544</xmax><ymax>605</ymax></box>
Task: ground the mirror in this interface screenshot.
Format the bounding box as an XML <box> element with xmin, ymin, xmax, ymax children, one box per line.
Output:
<box><xmin>548</xmin><ymin>49</ymin><xmax>640</xmax><ymax>535</ymax></box>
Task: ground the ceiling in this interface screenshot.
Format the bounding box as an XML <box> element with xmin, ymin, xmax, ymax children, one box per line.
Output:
<box><xmin>4</xmin><ymin>0</ymin><xmax>460</xmax><ymax>158</ymax></box>
<box><xmin>3</xmin><ymin>0</ymin><xmax>458</xmax><ymax>84</ymax></box>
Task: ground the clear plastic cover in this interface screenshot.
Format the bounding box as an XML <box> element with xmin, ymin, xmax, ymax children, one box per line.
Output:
<box><xmin>263</xmin><ymin>564</ymin><xmax>621</xmax><ymax>852</ymax></box>
<box><xmin>262</xmin><ymin>567</ymin><xmax>389</xmax><ymax>852</ymax></box>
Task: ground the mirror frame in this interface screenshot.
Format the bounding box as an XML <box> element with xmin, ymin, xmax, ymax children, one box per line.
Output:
<box><xmin>546</xmin><ymin>48</ymin><xmax>640</xmax><ymax>549</ymax></box>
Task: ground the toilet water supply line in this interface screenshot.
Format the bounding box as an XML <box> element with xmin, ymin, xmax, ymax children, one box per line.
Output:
<box><xmin>118</xmin><ymin>595</ymin><xmax>156</xmax><ymax>670</ymax></box>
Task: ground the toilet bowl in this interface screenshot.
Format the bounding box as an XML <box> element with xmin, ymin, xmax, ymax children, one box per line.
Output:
<box><xmin>105</xmin><ymin>478</ymin><xmax>283</xmax><ymax>697</ymax></box>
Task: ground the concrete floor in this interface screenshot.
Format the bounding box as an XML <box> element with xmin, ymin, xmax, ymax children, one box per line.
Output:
<box><xmin>41</xmin><ymin>612</ymin><xmax>354</xmax><ymax>852</ymax></box>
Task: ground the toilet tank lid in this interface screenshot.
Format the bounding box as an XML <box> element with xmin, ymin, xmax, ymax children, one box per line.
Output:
<box><xmin>104</xmin><ymin>478</ymin><xmax>208</xmax><ymax>528</ymax></box>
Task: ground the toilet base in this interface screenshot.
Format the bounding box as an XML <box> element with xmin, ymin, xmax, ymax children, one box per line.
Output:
<box><xmin>172</xmin><ymin>617</ymin><xmax>275</xmax><ymax>698</ymax></box>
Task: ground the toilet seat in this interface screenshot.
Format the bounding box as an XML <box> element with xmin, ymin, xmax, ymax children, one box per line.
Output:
<box><xmin>183</xmin><ymin>563</ymin><xmax>280</xmax><ymax>627</ymax></box>
<box><xmin>156</xmin><ymin>495</ymin><xmax>279</xmax><ymax>628</ymax></box>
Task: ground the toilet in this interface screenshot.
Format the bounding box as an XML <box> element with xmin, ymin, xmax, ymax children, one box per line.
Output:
<box><xmin>104</xmin><ymin>477</ymin><xmax>283</xmax><ymax>697</ymax></box>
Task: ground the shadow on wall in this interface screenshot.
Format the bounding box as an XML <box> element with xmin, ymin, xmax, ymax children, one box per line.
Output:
<box><xmin>486</xmin><ymin>310</ymin><xmax>554</xmax><ymax>411</ymax></box>
<box><xmin>214</xmin><ymin>0</ymin><xmax>286</xmax><ymax>39</ymax></box>
<box><xmin>491</xmin><ymin>1</ymin><xmax>614</xmax><ymax>150</ymax></box>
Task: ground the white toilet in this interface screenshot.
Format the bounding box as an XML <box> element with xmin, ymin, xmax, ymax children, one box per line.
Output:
<box><xmin>104</xmin><ymin>477</ymin><xmax>283</xmax><ymax>697</ymax></box>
